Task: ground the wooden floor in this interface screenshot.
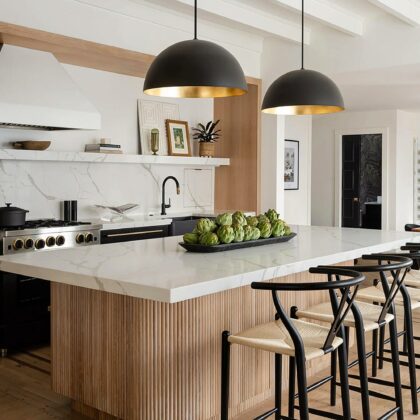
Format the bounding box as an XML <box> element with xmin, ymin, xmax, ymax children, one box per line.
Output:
<box><xmin>0</xmin><ymin>347</ymin><xmax>87</xmax><ymax>419</ymax></box>
<box><xmin>2</xmin><ymin>327</ymin><xmax>420</xmax><ymax>420</ymax></box>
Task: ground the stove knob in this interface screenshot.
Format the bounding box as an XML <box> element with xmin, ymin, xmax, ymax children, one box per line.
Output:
<box><xmin>46</xmin><ymin>236</ymin><xmax>56</xmax><ymax>247</ymax></box>
<box><xmin>85</xmin><ymin>233</ymin><xmax>94</xmax><ymax>243</ymax></box>
<box><xmin>24</xmin><ymin>238</ymin><xmax>34</xmax><ymax>249</ymax></box>
<box><xmin>12</xmin><ymin>239</ymin><xmax>24</xmax><ymax>250</ymax></box>
<box><xmin>35</xmin><ymin>239</ymin><xmax>45</xmax><ymax>250</ymax></box>
<box><xmin>76</xmin><ymin>233</ymin><xmax>85</xmax><ymax>244</ymax></box>
<box><xmin>56</xmin><ymin>236</ymin><xmax>65</xmax><ymax>246</ymax></box>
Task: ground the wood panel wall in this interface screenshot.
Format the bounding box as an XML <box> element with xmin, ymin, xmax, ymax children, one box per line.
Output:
<box><xmin>0</xmin><ymin>22</ymin><xmax>154</xmax><ymax>78</ymax></box>
<box><xmin>51</xmin><ymin>264</ymin><xmax>351</xmax><ymax>420</ymax></box>
<box><xmin>214</xmin><ymin>81</ymin><xmax>261</xmax><ymax>213</ymax></box>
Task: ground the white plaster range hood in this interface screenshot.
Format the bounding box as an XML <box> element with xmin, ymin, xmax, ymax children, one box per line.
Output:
<box><xmin>0</xmin><ymin>44</ymin><xmax>101</xmax><ymax>130</ymax></box>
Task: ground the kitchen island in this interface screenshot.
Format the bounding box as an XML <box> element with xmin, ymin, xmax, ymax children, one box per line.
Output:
<box><xmin>0</xmin><ymin>225</ymin><xmax>418</xmax><ymax>419</ymax></box>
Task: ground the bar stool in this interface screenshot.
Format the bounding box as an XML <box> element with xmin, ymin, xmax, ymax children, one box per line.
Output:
<box><xmin>220</xmin><ymin>267</ymin><xmax>365</xmax><ymax>420</ymax></box>
<box><xmin>356</xmin><ymin>250</ymin><xmax>420</xmax><ymax>415</ymax></box>
<box><xmin>295</xmin><ymin>255</ymin><xmax>412</xmax><ymax>420</ymax></box>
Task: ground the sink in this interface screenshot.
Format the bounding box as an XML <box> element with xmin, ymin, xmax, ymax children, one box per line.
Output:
<box><xmin>168</xmin><ymin>216</ymin><xmax>202</xmax><ymax>222</ymax></box>
<box><xmin>168</xmin><ymin>215</ymin><xmax>214</xmax><ymax>236</ymax></box>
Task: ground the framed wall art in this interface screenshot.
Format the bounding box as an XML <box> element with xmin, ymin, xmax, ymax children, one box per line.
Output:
<box><xmin>284</xmin><ymin>139</ymin><xmax>299</xmax><ymax>190</ymax></box>
<box><xmin>166</xmin><ymin>119</ymin><xmax>192</xmax><ymax>156</ymax></box>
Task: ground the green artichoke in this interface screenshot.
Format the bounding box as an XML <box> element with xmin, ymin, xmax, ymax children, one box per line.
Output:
<box><xmin>246</xmin><ymin>216</ymin><xmax>258</xmax><ymax>227</ymax></box>
<box><xmin>271</xmin><ymin>219</ymin><xmax>286</xmax><ymax>237</ymax></box>
<box><xmin>251</xmin><ymin>227</ymin><xmax>261</xmax><ymax>240</ymax></box>
<box><xmin>209</xmin><ymin>219</ymin><xmax>217</xmax><ymax>232</ymax></box>
<box><xmin>199</xmin><ymin>232</ymin><xmax>220</xmax><ymax>246</ymax></box>
<box><xmin>217</xmin><ymin>225</ymin><xmax>235</xmax><ymax>244</ymax></box>
<box><xmin>232</xmin><ymin>211</ymin><xmax>247</xmax><ymax>226</ymax></box>
<box><xmin>232</xmin><ymin>224</ymin><xmax>245</xmax><ymax>242</ymax></box>
<box><xmin>257</xmin><ymin>214</ymin><xmax>270</xmax><ymax>224</ymax></box>
<box><xmin>258</xmin><ymin>221</ymin><xmax>272</xmax><ymax>238</ymax></box>
<box><xmin>265</xmin><ymin>209</ymin><xmax>278</xmax><ymax>224</ymax></box>
<box><xmin>215</xmin><ymin>212</ymin><xmax>233</xmax><ymax>226</ymax></box>
<box><xmin>284</xmin><ymin>225</ymin><xmax>292</xmax><ymax>236</ymax></box>
<box><xmin>183</xmin><ymin>232</ymin><xmax>199</xmax><ymax>244</ymax></box>
<box><xmin>196</xmin><ymin>218</ymin><xmax>214</xmax><ymax>234</ymax></box>
<box><xmin>243</xmin><ymin>225</ymin><xmax>254</xmax><ymax>241</ymax></box>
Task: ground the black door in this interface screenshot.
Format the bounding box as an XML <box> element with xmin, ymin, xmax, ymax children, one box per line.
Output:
<box><xmin>342</xmin><ymin>135</ymin><xmax>361</xmax><ymax>227</ymax></box>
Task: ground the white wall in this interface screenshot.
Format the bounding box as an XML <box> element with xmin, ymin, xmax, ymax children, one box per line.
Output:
<box><xmin>395</xmin><ymin>111</ymin><xmax>419</xmax><ymax>229</ymax></box>
<box><xmin>312</xmin><ymin>110</ymin><xmax>397</xmax><ymax>227</ymax></box>
<box><xmin>311</xmin><ymin>109</ymin><xmax>420</xmax><ymax>231</ymax></box>
<box><xmin>0</xmin><ymin>64</ymin><xmax>213</xmax><ymax>153</ymax></box>
<box><xmin>0</xmin><ymin>64</ymin><xmax>215</xmax><ymax>220</ymax></box>
<box><xmin>284</xmin><ymin>116</ymin><xmax>312</xmax><ymax>225</ymax></box>
<box><xmin>260</xmin><ymin>38</ymin><xmax>312</xmax><ymax>224</ymax></box>
<box><xmin>260</xmin><ymin>114</ymin><xmax>285</xmax><ymax>216</ymax></box>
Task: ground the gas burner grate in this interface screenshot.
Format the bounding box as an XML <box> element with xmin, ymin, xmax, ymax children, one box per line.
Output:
<box><xmin>0</xmin><ymin>219</ymin><xmax>91</xmax><ymax>231</ymax></box>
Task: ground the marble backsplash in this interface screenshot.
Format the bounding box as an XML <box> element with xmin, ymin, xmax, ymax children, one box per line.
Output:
<box><xmin>0</xmin><ymin>160</ymin><xmax>214</xmax><ymax>220</ymax></box>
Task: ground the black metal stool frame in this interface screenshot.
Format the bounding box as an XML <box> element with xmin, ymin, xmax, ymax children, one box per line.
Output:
<box><xmin>370</xmin><ymin>250</ymin><xmax>420</xmax><ymax>415</ymax></box>
<box><xmin>307</xmin><ymin>255</ymin><xmax>412</xmax><ymax>420</ymax></box>
<box><xmin>221</xmin><ymin>267</ymin><xmax>365</xmax><ymax>420</ymax></box>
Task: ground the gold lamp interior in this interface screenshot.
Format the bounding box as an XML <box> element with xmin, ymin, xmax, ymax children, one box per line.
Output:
<box><xmin>143</xmin><ymin>86</ymin><xmax>248</xmax><ymax>98</ymax></box>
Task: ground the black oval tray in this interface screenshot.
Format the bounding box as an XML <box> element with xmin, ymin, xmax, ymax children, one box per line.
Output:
<box><xmin>179</xmin><ymin>232</ymin><xmax>297</xmax><ymax>253</ymax></box>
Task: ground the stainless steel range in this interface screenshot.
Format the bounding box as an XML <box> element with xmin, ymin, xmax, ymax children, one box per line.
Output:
<box><xmin>0</xmin><ymin>219</ymin><xmax>102</xmax><ymax>356</ymax></box>
<box><xmin>0</xmin><ymin>219</ymin><xmax>102</xmax><ymax>255</ymax></box>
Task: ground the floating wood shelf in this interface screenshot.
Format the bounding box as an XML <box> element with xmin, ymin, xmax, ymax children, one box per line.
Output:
<box><xmin>0</xmin><ymin>148</ymin><xmax>230</xmax><ymax>166</ymax></box>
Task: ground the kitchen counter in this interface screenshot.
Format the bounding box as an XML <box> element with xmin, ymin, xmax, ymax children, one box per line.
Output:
<box><xmin>0</xmin><ymin>225</ymin><xmax>417</xmax><ymax>303</ymax></box>
<box><xmin>83</xmin><ymin>209</ymin><xmax>255</xmax><ymax>230</ymax></box>
<box><xmin>4</xmin><ymin>225</ymin><xmax>417</xmax><ymax>420</ymax></box>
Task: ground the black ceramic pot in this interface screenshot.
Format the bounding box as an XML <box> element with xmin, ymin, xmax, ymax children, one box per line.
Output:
<box><xmin>0</xmin><ymin>203</ymin><xmax>29</xmax><ymax>227</ymax></box>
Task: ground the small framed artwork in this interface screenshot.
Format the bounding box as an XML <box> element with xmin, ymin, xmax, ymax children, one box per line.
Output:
<box><xmin>284</xmin><ymin>140</ymin><xmax>299</xmax><ymax>190</ymax></box>
<box><xmin>166</xmin><ymin>119</ymin><xmax>192</xmax><ymax>156</ymax></box>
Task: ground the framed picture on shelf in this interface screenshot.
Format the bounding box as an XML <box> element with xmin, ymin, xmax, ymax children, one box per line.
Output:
<box><xmin>138</xmin><ymin>100</ymin><xmax>180</xmax><ymax>155</ymax></box>
<box><xmin>166</xmin><ymin>119</ymin><xmax>192</xmax><ymax>156</ymax></box>
<box><xmin>284</xmin><ymin>140</ymin><xmax>299</xmax><ymax>190</ymax></box>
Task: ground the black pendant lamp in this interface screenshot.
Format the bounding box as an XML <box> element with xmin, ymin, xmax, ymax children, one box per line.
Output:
<box><xmin>262</xmin><ymin>0</ymin><xmax>344</xmax><ymax>115</ymax></box>
<box><xmin>143</xmin><ymin>0</ymin><xmax>247</xmax><ymax>98</ymax></box>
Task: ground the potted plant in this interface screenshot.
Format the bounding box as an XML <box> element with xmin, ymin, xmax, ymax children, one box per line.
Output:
<box><xmin>192</xmin><ymin>120</ymin><xmax>221</xmax><ymax>157</ymax></box>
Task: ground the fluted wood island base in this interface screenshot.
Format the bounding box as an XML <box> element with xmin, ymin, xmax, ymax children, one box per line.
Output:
<box><xmin>51</xmin><ymin>268</ymin><xmax>346</xmax><ymax>420</ymax></box>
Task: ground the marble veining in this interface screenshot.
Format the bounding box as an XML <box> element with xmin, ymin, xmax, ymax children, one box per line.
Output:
<box><xmin>0</xmin><ymin>158</ymin><xmax>215</xmax><ymax>219</ymax></box>
<box><xmin>0</xmin><ymin>225</ymin><xmax>418</xmax><ymax>303</ymax></box>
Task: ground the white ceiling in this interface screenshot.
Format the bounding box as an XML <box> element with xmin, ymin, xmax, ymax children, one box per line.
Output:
<box><xmin>335</xmin><ymin>64</ymin><xmax>420</xmax><ymax>111</ymax></box>
<box><xmin>133</xmin><ymin>0</ymin><xmax>420</xmax><ymax>111</ymax></box>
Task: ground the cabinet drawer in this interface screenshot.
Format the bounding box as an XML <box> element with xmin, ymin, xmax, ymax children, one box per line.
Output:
<box><xmin>101</xmin><ymin>225</ymin><xmax>169</xmax><ymax>244</ymax></box>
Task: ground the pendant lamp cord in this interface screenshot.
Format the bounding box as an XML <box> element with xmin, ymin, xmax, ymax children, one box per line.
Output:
<box><xmin>194</xmin><ymin>0</ymin><xmax>198</xmax><ymax>39</ymax></box>
<box><xmin>301</xmin><ymin>0</ymin><xmax>304</xmax><ymax>69</ymax></box>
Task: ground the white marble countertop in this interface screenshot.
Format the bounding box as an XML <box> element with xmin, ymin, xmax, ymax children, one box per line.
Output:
<box><xmin>0</xmin><ymin>225</ymin><xmax>418</xmax><ymax>304</ymax></box>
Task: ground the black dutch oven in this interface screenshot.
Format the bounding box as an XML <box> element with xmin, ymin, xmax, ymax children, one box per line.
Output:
<box><xmin>0</xmin><ymin>203</ymin><xmax>29</xmax><ymax>227</ymax></box>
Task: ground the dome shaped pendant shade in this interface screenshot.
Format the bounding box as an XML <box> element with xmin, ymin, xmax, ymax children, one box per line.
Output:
<box><xmin>262</xmin><ymin>69</ymin><xmax>344</xmax><ymax>115</ymax></box>
<box><xmin>261</xmin><ymin>0</ymin><xmax>344</xmax><ymax>115</ymax></box>
<box><xmin>144</xmin><ymin>39</ymin><xmax>248</xmax><ymax>98</ymax></box>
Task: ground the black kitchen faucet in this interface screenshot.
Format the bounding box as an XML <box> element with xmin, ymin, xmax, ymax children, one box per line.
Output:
<box><xmin>161</xmin><ymin>176</ymin><xmax>180</xmax><ymax>215</ymax></box>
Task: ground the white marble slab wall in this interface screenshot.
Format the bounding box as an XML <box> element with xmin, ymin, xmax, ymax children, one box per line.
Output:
<box><xmin>0</xmin><ymin>160</ymin><xmax>214</xmax><ymax>219</ymax></box>
<box><xmin>0</xmin><ymin>62</ymin><xmax>216</xmax><ymax>220</ymax></box>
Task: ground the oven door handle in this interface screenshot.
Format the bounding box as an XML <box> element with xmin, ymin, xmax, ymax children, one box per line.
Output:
<box><xmin>104</xmin><ymin>229</ymin><xmax>164</xmax><ymax>238</ymax></box>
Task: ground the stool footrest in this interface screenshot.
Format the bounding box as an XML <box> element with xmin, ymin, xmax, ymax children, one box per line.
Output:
<box><xmin>380</xmin><ymin>356</ymin><xmax>420</xmax><ymax>369</ymax></box>
<box><xmin>292</xmin><ymin>375</ymin><xmax>334</xmax><ymax>399</ymax></box>
<box><xmin>253</xmin><ymin>407</ymin><xmax>278</xmax><ymax>420</ymax></box>
<box><xmin>297</xmin><ymin>405</ymin><xmax>356</xmax><ymax>420</ymax></box>
<box><xmin>348</xmin><ymin>350</ymin><xmax>375</xmax><ymax>369</ymax></box>
<box><xmin>382</xmin><ymin>348</ymin><xmax>420</xmax><ymax>359</ymax></box>
<box><xmin>338</xmin><ymin>381</ymin><xmax>397</xmax><ymax>402</ymax></box>
<box><xmin>377</xmin><ymin>406</ymin><xmax>400</xmax><ymax>420</ymax></box>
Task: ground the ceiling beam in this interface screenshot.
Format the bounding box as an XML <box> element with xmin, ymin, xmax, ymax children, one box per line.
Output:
<box><xmin>368</xmin><ymin>0</ymin><xmax>420</xmax><ymax>25</ymax></box>
<box><xmin>272</xmin><ymin>0</ymin><xmax>363</xmax><ymax>36</ymax></box>
<box><xmin>171</xmin><ymin>0</ymin><xmax>310</xmax><ymax>44</ymax></box>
